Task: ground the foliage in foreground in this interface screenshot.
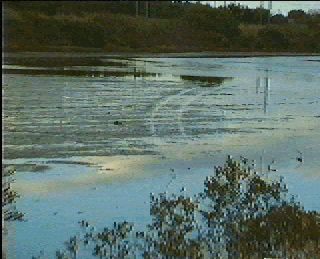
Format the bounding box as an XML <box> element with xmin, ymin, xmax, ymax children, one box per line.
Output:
<box><xmin>31</xmin><ymin>155</ymin><xmax>319</xmax><ymax>259</ymax></box>
<box><xmin>2</xmin><ymin>166</ymin><xmax>25</xmax><ymax>259</ymax></box>
<box><xmin>2</xmin><ymin>166</ymin><xmax>25</xmax><ymax>223</ymax></box>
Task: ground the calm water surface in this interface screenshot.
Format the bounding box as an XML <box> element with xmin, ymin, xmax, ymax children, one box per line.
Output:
<box><xmin>3</xmin><ymin>55</ymin><xmax>320</xmax><ymax>258</ymax></box>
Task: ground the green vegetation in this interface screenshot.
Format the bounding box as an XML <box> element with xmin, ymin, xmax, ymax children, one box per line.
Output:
<box><xmin>4</xmin><ymin>2</ymin><xmax>320</xmax><ymax>53</ymax></box>
<box><xmin>31</xmin><ymin>155</ymin><xmax>319</xmax><ymax>259</ymax></box>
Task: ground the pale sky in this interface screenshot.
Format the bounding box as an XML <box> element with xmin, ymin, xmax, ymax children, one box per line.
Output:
<box><xmin>205</xmin><ymin>1</ymin><xmax>320</xmax><ymax>15</ymax></box>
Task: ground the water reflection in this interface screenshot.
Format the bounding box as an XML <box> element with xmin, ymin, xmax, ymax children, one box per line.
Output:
<box><xmin>4</xmin><ymin>57</ymin><xmax>129</xmax><ymax>67</ymax></box>
<box><xmin>4</xmin><ymin>56</ymin><xmax>319</xmax><ymax>161</ymax></box>
<box><xmin>3</xmin><ymin>56</ymin><xmax>163</xmax><ymax>79</ymax></box>
<box><xmin>2</xmin><ymin>163</ymin><xmax>51</xmax><ymax>173</ymax></box>
<box><xmin>4</xmin><ymin>55</ymin><xmax>320</xmax><ymax>259</ymax></box>
<box><xmin>263</xmin><ymin>69</ymin><xmax>270</xmax><ymax>114</ymax></box>
<box><xmin>256</xmin><ymin>69</ymin><xmax>271</xmax><ymax>114</ymax></box>
<box><xmin>3</xmin><ymin>67</ymin><xmax>160</xmax><ymax>78</ymax></box>
<box><xmin>180</xmin><ymin>75</ymin><xmax>233</xmax><ymax>87</ymax></box>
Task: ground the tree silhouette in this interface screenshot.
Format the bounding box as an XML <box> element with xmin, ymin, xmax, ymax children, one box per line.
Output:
<box><xmin>2</xmin><ymin>166</ymin><xmax>25</xmax><ymax>222</ymax></box>
<box><xmin>2</xmin><ymin>166</ymin><xmax>25</xmax><ymax>259</ymax></box>
<box><xmin>32</xmin><ymin>155</ymin><xmax>319</xmax><ymax>258</ymax></box>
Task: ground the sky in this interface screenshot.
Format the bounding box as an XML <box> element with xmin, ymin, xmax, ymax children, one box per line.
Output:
<box><xmin>205</xmin><ymin>1</ymin><xmax>320</xmax><ymax>15</ymax></box>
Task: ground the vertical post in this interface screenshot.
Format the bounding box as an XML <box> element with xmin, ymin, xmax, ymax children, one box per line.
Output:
<box><xmin>266</xmin><ymin>74</ymin><xmax>270</xmax><ymax>111</ymax></box>
<box><xmin>268</xmin><ymin>1</ymin><xmax>272</xmax><ymax>24</ymax></box>
<box><xmin>214</xmin><ymin>1</ymin><xmax>216</xmax><ymax>8</ymax></box>
<box><xmin>263</xmin><ymin>78</ymin><xmax>268</xmax><ymax>114</ymax></box>
<box><xmin>144</xmin><ymin>60</ymin><xmax>147</xmax><ymax>87</ymax></box>
<box><xmin>260</xmin><ymin>1</ymin><xmax>264</xmax><ymax>25</ymax></box>
<box><xmin>256</xmin><ymin>78</ymin><xmax>260</xmax><ymax>94</ymax></box>
<box><xmin>224</xmin><ymin>1</ymin><xmax>226</xmax><ymax>9</ymax></box>
<box><xmin>263</xmin><ymin>69</ymin><xmax>270</xmax><ymax>114</ymax></box>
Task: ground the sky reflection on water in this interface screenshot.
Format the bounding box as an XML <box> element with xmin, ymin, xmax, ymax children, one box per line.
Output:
<box><xmin>3</xmin><ymin>55</ymin><xmax>320</xmax><ymax>259</ymax></box>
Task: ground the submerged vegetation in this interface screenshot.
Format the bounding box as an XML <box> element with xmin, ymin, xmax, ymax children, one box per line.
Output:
<box><xmin>4</xmin><ymin>2</ymin><xmax>320</xmax><ymax>53</ymax></box>
<box><xmin>29</xmin><ymin>155</ymin><xmax>319</xmax><ymax>259</ymax></box>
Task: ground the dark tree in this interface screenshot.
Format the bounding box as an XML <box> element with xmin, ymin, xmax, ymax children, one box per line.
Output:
<box><xmin>256</xmin><ymin>27</ymin><xmax>289</xmax><ymax>51</ymax></box>
<box><xmin>32</xmin><ymin>155</ymin><xmax>319</xmax><ymax>259</ymax></box>
<box><xmin>271</xmin><ymin>14</ymin><xmax>288</xmax><ymax>24</ymax></box>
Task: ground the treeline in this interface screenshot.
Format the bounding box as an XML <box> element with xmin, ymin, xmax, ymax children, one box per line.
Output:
<box><xmin>5</xmin><ymin>1</ymin><xmax>316</xmax><ymax>24</ymax></box>
<box><xmin>4</xmin><ymin>1</ymin><xmax>320</xmax><ymax>53</ymax></box>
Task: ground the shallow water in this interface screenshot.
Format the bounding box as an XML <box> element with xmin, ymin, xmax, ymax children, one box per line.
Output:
<box><xmin>3</xmin><ymin>55</ymin><xmax>320</xmax><ymax>258</ymax></box>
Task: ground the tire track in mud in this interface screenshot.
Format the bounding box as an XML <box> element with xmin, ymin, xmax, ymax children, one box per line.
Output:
<box><xmin>149</xmin><ymin>87</ymin><xmax>199</xmax><ymax>136</ymax></box>
<box><xmin>177</xmin><ymin>85</ymin><xmax>220</xmax><ymax>136</ymax></box>
<box><xmin>149</xmin><ymin>84</ymin><xmax>221</xmax><ymax>137</ymax></box>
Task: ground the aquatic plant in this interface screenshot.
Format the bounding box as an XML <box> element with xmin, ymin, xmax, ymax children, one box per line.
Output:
<box><xmin>32</xmin><ymin>155</ymin><xmax>319</xmax><ymax>259</ymax></box>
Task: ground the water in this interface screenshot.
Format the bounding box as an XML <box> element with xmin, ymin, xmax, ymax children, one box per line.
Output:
<box><xmin>3</xmin><ymin>55</ymin><xmax>320</xmax><ymax>258</ymax></box>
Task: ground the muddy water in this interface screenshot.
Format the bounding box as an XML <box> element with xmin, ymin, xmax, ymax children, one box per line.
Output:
<box><xmin>3</xmin><ymin>55</ymin><xmax>320</xmax><ymax>258</ymax></box>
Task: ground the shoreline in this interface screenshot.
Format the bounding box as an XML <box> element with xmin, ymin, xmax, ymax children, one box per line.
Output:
<box><xmin>3</xmin><ymin>51</ymin><xmax>320</xmax><ymax>59</ymax></box>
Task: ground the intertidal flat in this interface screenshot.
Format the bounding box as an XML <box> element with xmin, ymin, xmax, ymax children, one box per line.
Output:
<box><xmin>3</xmin><ymin>53</ymin><xmax>320</xmax><ymax>258</ymax></box>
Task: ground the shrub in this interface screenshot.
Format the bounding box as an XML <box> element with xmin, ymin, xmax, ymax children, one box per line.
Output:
<box><xmin>2</xmin><ymin>166</ymin><xmax>25</xmax><ymax>223</ymax></box>
<box><xmin>256</xmin><ymin>27</ymin><xmax>289</xmax><ymax>51</ymax></box>
<box><xmin>33</xmin><ymin>155</ymin><xmax>319</xmax><ymax>258</ymax></box>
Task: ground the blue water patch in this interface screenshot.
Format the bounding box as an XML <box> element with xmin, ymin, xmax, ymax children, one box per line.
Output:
<box><xmin>4</xmin><ymin>55</ymin><xmax>320</xmax><ymax>258</ymax></box>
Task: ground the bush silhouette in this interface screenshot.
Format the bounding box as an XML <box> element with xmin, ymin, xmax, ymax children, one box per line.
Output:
<box><xmin>30</xmin><ymin>155</ymin><xmax>319</xmax><ymax>259</ymax></box>
<box><xmin>256</xmin><ymin>27</ymin><xmax>289</xmax><ymax>51</ymax></box>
